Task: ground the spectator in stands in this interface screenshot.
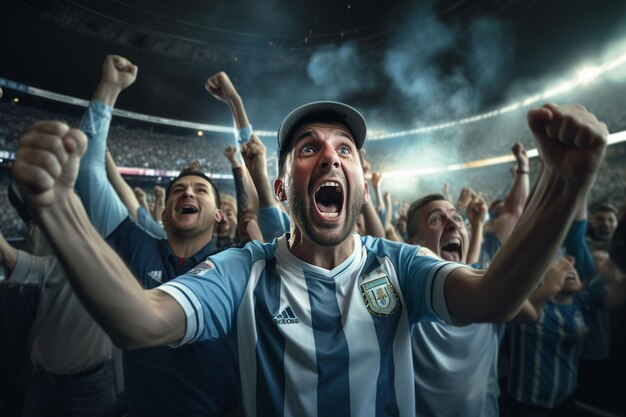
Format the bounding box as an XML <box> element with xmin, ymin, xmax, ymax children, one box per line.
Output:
<box><xmin>588</xmin><ymin>203</ymin><xmax>619</xmax><ymax>244</ymax></box>
<box><xmin>506</xmin><ymin>201</ymin><xmax>626</xmax><ymax>416</ymax></box>
<box><xmin>104</xmin><ymin>148</ymin><xmax>166</xmax><ymax>238</ymax></box>
<box><xmin>1</xmin><ymin>185</ymin><xmax>115</xmax><ymax>417</ymax></box>
<box><xmin>406</xmin><ymin>193</ymin><xmax>552</xmax><ymax>417</ymax></box>
<box><xmin>221</xmin><ymin>144</ymin><xmax>263</xmax><ymax>246</ymax></box>
<box><xmin>480</xmin><ymin>142</ymin><xmax>530</xmax><ymax>266</ymax></box>
<box><xmin>74</xmin><ymin>55</ymin><xmax>244</xmax><ymax>416</ymax></box>
<box><xmin>12</xmin><ymin>99</ymin><xmax>608</xmax><ymax>417</ymax></box>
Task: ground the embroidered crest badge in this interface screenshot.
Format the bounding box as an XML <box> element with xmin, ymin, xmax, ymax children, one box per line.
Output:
<box><xmin>360</xmin><ymin>267</ymin><xmax>399</xmax><ymax>316</ymax></box>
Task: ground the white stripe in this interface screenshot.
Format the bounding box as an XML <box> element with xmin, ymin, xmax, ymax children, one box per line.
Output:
<box><xmin>157</xmin><ymin>282</ymin><xmax>204</xmax><ymax>347</ymax></box>
<box><xmin>530</xmin><ymin>314</ymin><xmax>544</xmax><ymax>404</ymax></box>
<box><xmin>548</xmin><ymin>308</ymin><xmax>565</xmax><ymax>406</ymax></box>
<box><xmin>279</xmin><ymin>262</ymin><xmax>318</xmax><ymax>417</ymax></box>
<box><xmin>237</xmin><ymin>260</ymin><xmax>265</xmax><ymax>417</ymax></box>
<box><xmin>513</xmin><ymin>325</ymin><xmax>526</xmax><ymax>400</ymax></box>
<box><xmin>381</xmin><ymin>256</ymin><xmax>416</xmax><ymax>417</ymax></box>
<box><xmin>340</xmin><ymin>247</ymin><xmax>379</xmax><ymax>417</ymax></box>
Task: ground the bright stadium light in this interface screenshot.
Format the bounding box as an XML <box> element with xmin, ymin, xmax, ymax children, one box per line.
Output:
<box><xmin>576</xmin><ymin>66</ymin><xmax>601</xmax><ymax>83</ymax></box>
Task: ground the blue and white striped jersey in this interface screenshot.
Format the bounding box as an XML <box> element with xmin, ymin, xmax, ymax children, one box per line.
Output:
<box><xmin>160</xmin><ymin>233</ymin><xmax>463</xmax><ymax>417</ymax></box>
<box><xmin>507</xmin><ymin>277</ymin><xmax>607</xmax><ymax>408</ymax></box>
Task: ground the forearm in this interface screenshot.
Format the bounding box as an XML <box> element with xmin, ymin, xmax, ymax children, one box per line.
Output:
<box><xmin>448</xmin><ymin>170</ymin><xmax>589</xmax><ymax>322</ymax></box>
<box><xmin>251</xmin><ymin>168</ymin><xmax>278</xmax><ymax>208</ymax></box>
<box><xmin>466</xmin><ymin>221</ymin><xmax>484</xmax><ymax>264</ymax></box>
<box><xmin>233</xmin><ymin>166</ymin><xmax>259</xmax><ymax>216</ymax></box>
<box><xmin>77</xmin><ymin>102</ymin><xmax>128</xmax><ymax>235</ymax></box>
<box><xmin>361</xmin><ymin>199</ymin><xmax>385</xmax><ymax>238</ymax></box>
<box><xmin>92</xmin><ymin>82</ymin><xmax>123</xmax><ymax>107</ymax></box>
<box><xmin>33</xmin><ymin>193</ymin><xmax>184</xmax><ymax>349</ymax></box>
<box><xmin>0</xmin><ymin>234</ymin><xmax>18</xmax><ymax>271</ymax></box>
<box><xmin>105</xmin><ymin>151</ymin><xmax>139</xmax><ymax>219</ymax></box>
<box><xmin>226</xmin><ymin>95</ymin><xmax>249</xmax><ymax>129</ymax></box>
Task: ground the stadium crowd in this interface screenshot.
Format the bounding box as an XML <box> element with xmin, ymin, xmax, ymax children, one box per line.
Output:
<box><xmin>0</xmin><ymin>53</ymin><xmax>625</xmax><ymax>417</ymax></box>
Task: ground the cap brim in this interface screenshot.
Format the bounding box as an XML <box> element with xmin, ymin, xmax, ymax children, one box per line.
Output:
<box><xmin>277</xmin><ymin>101</ymin><xmax>367</xmax><ymax>150</ymax></box>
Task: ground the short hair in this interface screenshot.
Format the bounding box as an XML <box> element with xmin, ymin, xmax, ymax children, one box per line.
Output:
<box><xmin>591</xmin><ymin>203</ymin><xmax>619</xmax><ymax>216</ymax></box>
<box><xmin>165</xmin><ymin>170</ymin><xmax>221</xmax><ymax>208</ymax></box>
<box><xmin>406</xmin><ymin>194</ymin><xmax>447</xmax><ymax>240</ymax></box>
<box><xmin>220</xmin><ymin>194</ymin><xmax>237</xmax><ymax>211</ymax></box>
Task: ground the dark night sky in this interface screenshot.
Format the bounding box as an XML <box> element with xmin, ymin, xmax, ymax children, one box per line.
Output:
<box><xmin>1</xmin><ymin>0</ymin><xmax>626</xmax><ymax>133</ymax></box>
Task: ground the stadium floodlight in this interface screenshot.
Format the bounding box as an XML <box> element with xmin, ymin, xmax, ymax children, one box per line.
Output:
<box><xmin>576</xmin><ymin>66</ymin><xmax>601</xmax><ymax>84</ymax></box>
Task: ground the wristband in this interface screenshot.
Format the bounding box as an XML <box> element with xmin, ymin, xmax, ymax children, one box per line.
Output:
<box><xmin>236</xmin><ymin>125</ymin><xmax>253</xmax><ymax>144</ymax></box>
<box><xmin>516</xmin><ymin>169</ymin><xmax>529</xmax><ymax>174</ymax></box>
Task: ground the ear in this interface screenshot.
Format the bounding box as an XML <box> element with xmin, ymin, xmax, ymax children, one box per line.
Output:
<box><xmin>274</xmin><ymin>178</ymin><xmax>287</xmax><ymax>202</ymax></box>
<box><xmin>214</xmin><ymin>208</ymin><xmax>224</xmax><ymax>223</ymax></box>
<box><xmin>161</xmin><ymin>210</ymin><xmax>168</xmax><ymax>228</ymax></box>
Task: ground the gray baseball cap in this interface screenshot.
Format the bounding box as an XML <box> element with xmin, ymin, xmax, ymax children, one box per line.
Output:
<box><xmin>277</xmin><ymin>101</ymin><xmax>367</xmax><ymax>150</ymax></box>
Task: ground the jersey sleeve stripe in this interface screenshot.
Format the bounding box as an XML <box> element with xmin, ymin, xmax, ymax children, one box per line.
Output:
<box><xmin>428</xmin><ymin>262</ymin><xmax>465</xmax><ymax>324</ymax></box>
<box><xmin>158</xmin><ymin>281</ymin><xmax>204</xmax><ymax>346</ymax></box>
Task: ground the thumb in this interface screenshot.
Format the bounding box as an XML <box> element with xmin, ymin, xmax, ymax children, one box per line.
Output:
<box><xmin>527</xmin><ymin>105</ymin><xmax>554</xmax><ymax>141</ymax></box>
<box><xmin>63</xmin><ymin>128</ymin><xmax>88</xmax><ymax>158</ymax></box>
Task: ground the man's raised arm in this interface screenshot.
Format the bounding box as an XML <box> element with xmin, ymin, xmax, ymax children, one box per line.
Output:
<box><xmin>13</xmin><ymin>121</ymin><xmax>185</xmax><ymax>349</ymax></box>
<box><xmin>444</xmin><ymin>103</ymin><xmax>608</xmax><ymax>324</ymax></box>
<box><xmin>76</xmin><ymin>55</ymin><xmax>138</xmax><ymax>237</ymax></box>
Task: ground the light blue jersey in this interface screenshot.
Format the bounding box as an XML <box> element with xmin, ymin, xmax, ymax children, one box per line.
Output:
<box><xmin>160</xmin><ymin>234</ymin><xmax>464</xmax><ymax>417</ymax></box>
<box><xmin>507</xmin><ymin>277</ymin><xmax>607</xmax><ymax>408</ymax></box>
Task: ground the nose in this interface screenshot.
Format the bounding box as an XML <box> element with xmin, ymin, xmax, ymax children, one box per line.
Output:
<box><xmin>564</xmin><ymin>255</ymin><xmax>576</xmax><ymax>266</ymax></box>
<box><xmin>445</xmin><ymin>217</ymin><xmax>460</xmax><ymax>231</ymax></box>
<box><xmin>319</xmin><ymin>142</ymin><xmax>341</xmax><ymax>170</ymax></box>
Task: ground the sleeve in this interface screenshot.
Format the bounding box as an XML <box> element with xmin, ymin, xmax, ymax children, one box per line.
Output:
<box><xmin>136</xmin><ymin>207</ymin><xmax>167</xmax><ymax>239</ymax></box>
<box><xmin>563</xmin><ymin>219</ymin><xmax>596</xmax><ymax>282</ymax></box>
<box><xmin>398</xmin><ymin>244</ymin><xmax>466</xmax><ymax>325</ymax></box>
<box><xmin>257</xmin><ymin>205</ymin><xmax>290</xmax><ymax>241</ymax></box>
<box><xmin>157</xmin><ymin>247</ymin><xmax>254</xmax><ymax>347</ymax></box>
<box><xmin>76</xmin><ymin>101</ymin><xmax>130</xmax><ymax>237</ymax></box>
<box><xmin>577</xmin><ymin>276</ymin><xmax>610</xmax><ymax>359</ymax></box>
<box><xmin>10</xmin><ymin>251</ymin><xmax>60</xmax><ymax>286</ymax></box>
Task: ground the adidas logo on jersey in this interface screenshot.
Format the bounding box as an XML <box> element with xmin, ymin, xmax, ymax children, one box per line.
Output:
<box><xmin>148</xmin><ymin>270</ymin><xmax>163</xmax><ymax>283</ymax></box>
<box><xmin>272</xmin><ymin>306</ymin><xmax>300</xmax><ymax>325</ymax></box>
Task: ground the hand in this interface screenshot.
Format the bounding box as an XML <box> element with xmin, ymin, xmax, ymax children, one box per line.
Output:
<box><xmin>101</xmin><ymin>55</ymin><xmax>138</xmax><ymax>91</ymax></box>
<box><xmin>153</xmin><ymin>185</ymin><xmax>165</xmax><ymax>200</ymax></box>
<box><xmin>184</xmin><ymin>160</ymin><xmax>202</xmax><ymax>172</ymax></box>
<box><xmin>133</xmin><ymin>187</ymin><xmax>147</xmax><ymax>201</ymax></box>
<box><xmin>371</xmin><ymin>172</ymin><xmax>382</xmax><ymax>188</ymax></box>
<box><xmin>205</xmin><ymin>72</ymin><xmax>239</xmax><ymax>103</ymax></box>
<box><xmin>224</xmin><ymin>146</ymin><xmax>239</xmax><ymax>167</ymax></box>
<box><xmin>527</xmin><ymin>103</ymin><xmax>608</xmax><ymax>188</ymax></box>
<box><xmin>511</xmin><ymin>142</ymin><xmax>529</xmax><ymax>172</ymax></box>
<box><xmin>13</xmin><ymin>121</ymin><xmax>87</xmax><ymax>209</ymax></box>
<box><xmin>467</xmin><ymin>195</ymin><xmax>488</xmax><ymax>226</ymax></box>
<box><xmin>455</xmin><ymin>187</ymin><xmax>474</xmax><ymax>212</ymax></box>
<box><xmin>240</xmin><ymin>134</ymin><xmax>266</xmax><ymax>176</ymax></box>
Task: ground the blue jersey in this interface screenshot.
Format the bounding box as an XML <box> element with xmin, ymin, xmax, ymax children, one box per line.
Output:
<box><xmin>564</xmin><ymin>219</ymin><xmax>609</xmax><ymax>359</ymax></box>
<box><xmin>507</xmin><ymin>277</ymin><xmax>607</xmax><ymax>408</ymax></box>
<box><xmin>159</xmin><ymin>234</ymin><xmax>463</xmax><ymax>417</ymax></box>
<box><xmin>479</xmin><ymin>231</ymin><xmax>501</xmax><ymax>268</ymax></box>
<box><xmin>77</xmin><ymin>101</ymin><xmax>240</xmax><ymax>416</ymax></box>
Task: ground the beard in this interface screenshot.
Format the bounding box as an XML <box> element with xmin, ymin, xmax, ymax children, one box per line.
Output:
<box><xmin>285</xmin><ymin>175</ymin><xmax>365</xmax><ymax>247</ymax></box>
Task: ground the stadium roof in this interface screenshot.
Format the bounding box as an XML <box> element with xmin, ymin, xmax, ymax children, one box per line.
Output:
<box><xmin>1</xmin><ymin>0</ymin><xmax>626</xmax><ymax>133</ymax></box>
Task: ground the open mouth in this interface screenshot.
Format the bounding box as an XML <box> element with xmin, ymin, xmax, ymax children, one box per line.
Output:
<box><xmin>314</xmin><ymin>181</ymin><xmax>343</xmax><ymax>219</ymax></box>
<box><xmin>440</xmin><ymin>238</ymin><xmax>462</xmax><ymax>262</ymax></box>
<box><xmin>177</xmin><ymin>205</ymin><xmax>198</xmax><ymax>215</ymax></box>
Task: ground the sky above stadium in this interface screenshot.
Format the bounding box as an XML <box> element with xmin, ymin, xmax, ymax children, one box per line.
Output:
<box><xmin>2</xmin><ymin>0</ymin><xmax>626</xmax><ymax>134</ymax></box>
